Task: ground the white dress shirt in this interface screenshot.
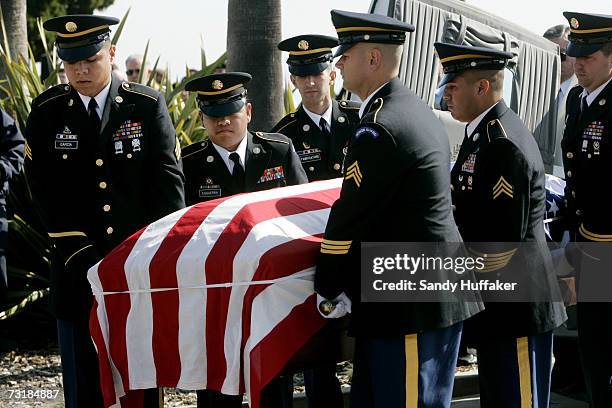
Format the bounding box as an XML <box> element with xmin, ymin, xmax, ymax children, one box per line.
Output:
<box><xmin>212</xmin><ymin>133</ymin><xmax>248</xmax><ymax>173</ymax></box>
<box><xmin>580</xmin><ymin>77</ymin><xmax>612</xmax><ymax>107</ymax></box>
<box><xmin>303</xmin><ymin>103</ymin><xmax>333</xmax><ymax>131</ymax></box>
<box><xmin>77</xmin><ymin>79</ymin><xmax>111</xmax><ymax>119</ymax></box>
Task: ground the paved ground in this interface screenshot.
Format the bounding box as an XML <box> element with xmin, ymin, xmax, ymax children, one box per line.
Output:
<box><xmin>451</xmin><ymin>393</ymin><xmax>588</xmax><ymax>408</ymax></box>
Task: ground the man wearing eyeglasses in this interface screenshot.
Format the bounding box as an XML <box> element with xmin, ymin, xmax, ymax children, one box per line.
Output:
<box><xmin>125</xmin><ymin>53</ymin><xmax>151</xmax><ymax>83</ymax></box>
<box><xmin>544</xmin><ymin>24</ymin><xmax>578</xmax><ymax>177</ymax></box>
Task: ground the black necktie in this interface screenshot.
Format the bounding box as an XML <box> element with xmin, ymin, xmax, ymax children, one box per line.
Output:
<box><xmin>88</xmin><ymin>98</ymin><xmax>101</xmax><ymax>134</ymax></box>
<box><xmin>581</xmin><ymin>95</ymin><xmax>589</xmax><ymax>113</ymax></box>
<box><xmin>319</xmin><ymin>117</ymin><xmax>330</xmax><ymax>134</ymax></box>
<box><xmin>229</xmin><ymin>152</ymin><xmax>245</xmax><ymax>191</ymax></box>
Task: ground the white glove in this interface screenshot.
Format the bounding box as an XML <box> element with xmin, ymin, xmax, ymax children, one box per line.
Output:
<box><xmin>316</xmin><ymin>292</ymin><xmax>352</xmax><ymax>319</ymax></box>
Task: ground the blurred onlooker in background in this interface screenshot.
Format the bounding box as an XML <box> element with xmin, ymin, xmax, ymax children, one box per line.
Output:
<box><xmin>125</xmin><ymin>53</ymin><xmax>151</xmax><ymax>83</ymax></box>
<box><xmin>154</xmin><ymin>68</ymin><xmax>165</xmax><ymax>84</ymax></box>
<box><xmin>543</xmin><ymin>24</ymin><xmax>577</xmax><ymax>178</ymax></box>
<box><xmin>0</xmin><ymin>109</ymin><xmax>25</xmax><ymax>305</ymax></box>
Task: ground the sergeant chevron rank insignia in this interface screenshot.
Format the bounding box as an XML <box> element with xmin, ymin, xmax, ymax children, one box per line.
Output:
<box><xmin>320</xmin><ymin>238</ymin><xmax>352</xmax><ymax>255</ymax></box>
<box><xmin>493</xmin><ymin>176</ymin><xmax>513</xmax><ymax>199</ymax></box>
<box><xmin>345</xmin><ymin>161</ymin><xmax>362</xmax><ymax>187</ymax></box>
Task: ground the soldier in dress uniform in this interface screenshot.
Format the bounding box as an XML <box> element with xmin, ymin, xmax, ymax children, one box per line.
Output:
<box><xmin>436</xmin><ymin>42</ymin><xmax>567</xmax><ymax>408</ymax></box>
<box><xmin>560</xmin><ymin>12</ymin><xmax>612</xmax><ymax>408</ymax></box>
<box><xmin>315</xmin><ymin>10</ymin><xmax>482</xmax><ymax>408</ymax></box>
<box><xmin>272</xmin><ymin>33</ymin><xmax>356</xmax><ymax>408</ymax></box>
<box><xmin>25</xmin><ymin>15</ymin><xmax>185</xmax><ymax>408</ymax></box>
<box><xmin>272</xmin><ymin>35</ymin><xmax>360</xmax><ymax>182</ymax></box>
<box><xmin>182</xmin><ymin>72</ymin><xmax>307</xmax><ymax>207</ymax></box>
<box><xmin>182</xmin><ymin>72</ymin><xmax>307</xmax><ymax>408</ymax></box>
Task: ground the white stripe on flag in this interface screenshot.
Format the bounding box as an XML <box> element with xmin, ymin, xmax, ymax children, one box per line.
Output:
<box><xmin>124</xmin><ymin>207</ymin><xmax>190</xmax><ymax>389</ymax></box>
<box><xmin>243</xmin><ymin>271</ymin><xmax>316</xmax><ymax>403</ymax></box>
<box><xmin>175</xmin><ymin>179</ymin><xmax>340</xmax><ymax>388</ymax></box>
<box><xmin>221</xmin><ymin>209</ymin><xmax>330</xmax><ymax>394</ymax></box>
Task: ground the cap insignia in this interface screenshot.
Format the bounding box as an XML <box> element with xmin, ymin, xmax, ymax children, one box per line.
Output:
<box><xmin>212</xmin><ymin>80</ymin><xmax>224</xmax><ymax>90</ymax></box>
<box><xmin>65</xmin><ymin>22</ymin><xmax>78</xmax><ymax>33</ymax></box>
<box><xmin>298</xmin><ymin>40</ymin><xmax>309</xmax><ymax>51</ymax></box>
<box><xmin>570</xmin><ymin>18</ymin><xmax>579</xmax><ymax>29</ymax></box>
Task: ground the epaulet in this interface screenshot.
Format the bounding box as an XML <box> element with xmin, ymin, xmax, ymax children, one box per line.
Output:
<box><xmin>486</xmin><ymin>119</ymin><xmax>508</xmax><ymax>142</ymax></box>
<box><xmin>271</xmin><ymin>113</ymin><xmax>297</xmax><ymax>134</ymax></box>
<box><xmin>254</xmin><ymin>131</ymin><xmax>289</xmax><ymax>144</ymax></box>
<box><xmin>120</xmin><ymin>82</ymin><xmax>159</xmax><ymax>102</ymax></box>
<box><xmin>338</xmin><ymin>99</ymin><xmax>361</xmax><ymax>110</ymax></box>
<box><xmin>182</xmin><ymin>139</ymin><xmax>209</xmax><ymax>159</ymax></box>
<box><xmin>35</xmin><ymin>84</ymin><xmax>71</xmax><ymax>108</ymax></box>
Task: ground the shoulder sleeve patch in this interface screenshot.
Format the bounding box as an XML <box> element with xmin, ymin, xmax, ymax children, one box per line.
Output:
<box><xmin>121</xmin><ymin>82</ymin><xmax>159</xmax><ymax>102</ymax></box>
<box><xmin>486</xmin><ymin>119</ymin><xmax>508</xmax><ymax>142</ymax></box>
<box><xmin>255</xmin><ymin>131</ymin><xmax>290</xmax><ymax>144</ymax></box>
<box><xmin>352</xmin><ymin>122</ymin><xmax>396</xmax><ymax>147</ymax></box>
<box><xmin>354</xmin><ymin>126</ymin><xmax>380</xmax><ymax>140</ymax></box>
<box><xmin>36</xmin><ymin>84</ymin><xmax>71</xmax><ymax>107</ymax></box>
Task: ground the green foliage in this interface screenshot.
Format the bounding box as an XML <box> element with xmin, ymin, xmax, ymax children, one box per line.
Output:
<box><xmin>283</xmin><ymin>78</ymin><xmax>296</xmax><ymax>115</ymax></box>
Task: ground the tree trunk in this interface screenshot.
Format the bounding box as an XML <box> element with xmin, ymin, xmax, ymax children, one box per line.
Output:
<box><xmin>227</xmin><ymin>0</ymin><xmax>283</xmax><ymax>131</ymax></box>
<box><xmin>0</xmin><ymin>0</ymin><xmax>27</xmax><ymax>62</ymax></box>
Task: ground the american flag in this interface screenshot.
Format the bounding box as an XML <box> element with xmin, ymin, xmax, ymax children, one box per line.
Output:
<box><xmin>87</xmin><ymin>178</ymin><xmax>343</xmax><ymax>408</ymax></box>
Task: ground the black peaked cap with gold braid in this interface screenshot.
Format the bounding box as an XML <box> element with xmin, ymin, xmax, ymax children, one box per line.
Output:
<box><xmin>43</xmin><ymin>15</ymin><xmax>119</xmax><ymax>62</ymax></box>
<box><xmin>331</xmin><ymin>9</ymin><xmax>414</xmax><ymax>57</ymax></box>
<box><xmin>563</xmin><ymin>11</ymin><xmax>612</xmax><ymax>57</ymax></box>
<box><xmin>434</xmin><ymin>42</ymin><xmax>513</xmax><ymax>86</ymax></box>
<box><xmin>278</xmin><ymin>35</ymin><xmax>338</xmax><ymax>76</ymax></box>
<box><xmin>185</xmin><ymin>72</ymin><xmax>252</xmax><ymax>117</ymax></box>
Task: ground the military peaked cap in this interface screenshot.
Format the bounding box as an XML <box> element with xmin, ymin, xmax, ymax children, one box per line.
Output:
<box><xmin>185</xmin><ymin>72</ymin><xmax>252</xmax><ymax>117</ymax></box>
<box><xmin>43</xmin><ymin>15</ymin><xmax>119</xmax><ymax>63</ymax></box>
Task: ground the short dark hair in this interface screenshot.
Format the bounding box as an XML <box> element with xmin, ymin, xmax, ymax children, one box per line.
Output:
<box><xmin>601</xmin><ymin>42</ymin><xmax>612</xmax><ymax>56</ymax></box>
<box><xmin>463</xmin><ymin>69</ymin><xmax>504</xmax><ymax>94</ymax></box>
<box><xmin>543</xmin><ymin>25</ymin><xmax>570</xmax><ymax>40</ymax></box>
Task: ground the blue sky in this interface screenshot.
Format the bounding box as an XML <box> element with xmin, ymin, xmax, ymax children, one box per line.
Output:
<box><xmin>99</xmin><ymin>0</ymin><xmax>612</xmax><ymax>79</ymax></box>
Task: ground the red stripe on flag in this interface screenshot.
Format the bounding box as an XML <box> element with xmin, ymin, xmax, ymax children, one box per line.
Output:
<box><xmin>240</xmin><ymin>234</ymin><xmax>324</xmax><ymax>394</ymax></box>
<box><xmin>248</xmin><ymin>294</ymin><xmax>324</xmax><ymax>408</ymax></box>
<box><xmin>148</xmin><ymin>204</ymin><xmax>220</xmax><ymax>385</ymax></box>
<box><xmin>205</xmin><ymin>189</ymin><xmax>339</xmax><ymax>391</ymax></box>
<box><xmin>90</xmin><ymin>297</ymin><xmax>118</xmax><ymax>406</ymax></box>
